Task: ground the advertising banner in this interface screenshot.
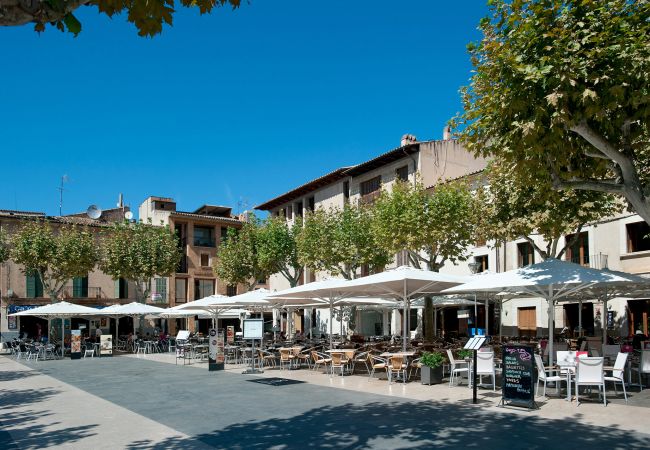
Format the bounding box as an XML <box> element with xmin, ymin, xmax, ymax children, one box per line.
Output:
<box><xmin>100</xmin><ymin>335</ymin><xmax>113</xmax><ymax>357</ymax></box>
<box><xmin>71</xmin><ymin>330</ymin><xmax>82</xmax><ymax>360</ymax></box>
<box><xmin>227</xmin><ymin>326</ymin><xmax>235</xmax><ymax>344</ymax></box>
<box><xmin>208</xmin><ymin>328</ymin><xmax>225</xmax><ymax>371</ymax></box>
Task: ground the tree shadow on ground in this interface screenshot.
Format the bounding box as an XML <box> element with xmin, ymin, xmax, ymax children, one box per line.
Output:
<box><xmin>0</xmin><ymin>369</ymin><xmax>37</xmax><ymax>383</ymax></box>
<box><xmin>126</xmin><ymin>399</ymin><xmax>650</xmax><ymax>450</ymax></box>
<box><xmin>0</xmin><ymin>387</ymin><xmax>99</xmax><ymax>449</ymax></box>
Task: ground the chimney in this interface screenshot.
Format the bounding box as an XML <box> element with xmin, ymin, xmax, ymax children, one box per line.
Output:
<box><xmin>401</xmin><ymin>134</ymin><xmax>417</xmax><ymax>147</ymax></box>
<box><xmin>442</xmin><ymin>126</ymin><xmax>451</xmax><ymax>140</ymax></box>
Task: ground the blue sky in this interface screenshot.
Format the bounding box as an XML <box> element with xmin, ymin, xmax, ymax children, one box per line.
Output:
<box><xmin>0</xmin><ymin>1</ymin><xmax>488</xmax><ymax>218</ymax></box>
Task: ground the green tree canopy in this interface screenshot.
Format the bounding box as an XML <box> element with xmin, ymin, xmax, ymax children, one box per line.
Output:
<box><xmin>256</xmin><ymin>216</ymin><xmax>304</xmax><ymax>288</ymax></box>
<box><xmin>0</xmin><ymin>0</ymin><xmax>241</xmax><ymax>37</ymax></box>
<box><xmin>214</xmin><ymin>216</ymin><xmax>268</xmax><ymax>292</ymax></box>
<box><xmin>477</xmin><ymin>161</ymin><xmax>621</xmax><ymax>259</ymax></box>
<box><xmin>372</xmin><ymin>180</ymin><xmax>476</xmax><ymax>272</ymax></box>
<box><xmin>298</xmin><ymin>204</ymin><xmax>390</xmax><ymax>280</ymax></box>
<box><xmin>457</xmin><ymin>0</ymin><xmax>650</xmax><ymax>223</ymax></box>
<box><xmin>100</xmin><ymin>221</ymin><xmax>180</xmax><ymax>301</ymax></box>
<box><xmin>10</xmin><ymin>221</ymin><xmax>98</xmax><ymax>300</ymax></box>
<box><xmin>0</xmin><ymin>228</ymin><xmax>8</xmax><ymax>264</ymax></box>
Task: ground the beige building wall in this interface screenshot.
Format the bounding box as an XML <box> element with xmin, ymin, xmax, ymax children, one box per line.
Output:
<box><xmin>419</xmin><ymin>140</ymin><xmax>488</xmax><ymax>188</ymax></box>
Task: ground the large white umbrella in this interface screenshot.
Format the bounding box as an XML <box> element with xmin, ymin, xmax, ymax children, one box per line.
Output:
<box><xmin>11</xmin><ymin>301</ymin><xmax>99</xmax><ymax>354</ymax></box>
<box><xmin>330</xmin><ymin>266</ymin><xmax>469</xmax><ymax>351</ymax></box>
<box><xmin>268</xmin><ymin>278</ymin><xmax>358</xmax><ymax>349</ymax></box>
<box><xmin>96</xmin><ymin>302</ymin><xmax>166</xmax><ymax>338</ymax></box>
<box><xmin>179</xmin><ymin>289</ymin><xmax>273</xmax><ymax>328</ymax></box>
<box><xmin>443</xmin><ymin>259</ymin><xmax>643</xmax><ymax>365</ymax></box>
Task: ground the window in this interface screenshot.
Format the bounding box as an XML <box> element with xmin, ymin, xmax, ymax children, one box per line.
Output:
<box><xmin>396</xmin><ymin>250</ymin><xmax>408</xmax><ymax>267</ymax></box>
<box><xmin>154</xmin><ymin>278</ymin><xmax>167</xmax><ymax>301</ymax></box>
<box><xmin>343</xmin><ymin>181</ymin><xmax>350</xmax><ymax>201</ymax></box>
<box><xmin>360</xmin><ymin>176</ymin><xmax>381</xmax><ymax>196</ymax></box>
<box><xmin>287</xmin><ymin>205</ymin><xmax>293</xmax><ymax>218</ymax></box>
<box><xmin>227</xmin><ymin>285</ymin><xmax>238</xmax><ymax>297</ymax></box>
<box><xmin>220</xmin><ymin>227</ymin><xmax>228</xmax><ymax>243</ymax></box>
<box><xmin>517</xmin><ymin>242</ymin><xmax>535</xmax><ymax>267</ymax></box>
<box><xmin>627</xmin><ymin>221</ymin><xmax>650</xmax><ymax>253</ymax></box>
<box><xmin>200</xmin><ymin>253</ymin><xmax>210</xmax><ymax>267</ymax></box>
<box><xmin>257</xmin><ymin>277</ymin><xmax>267</xmax><ymax>285</ymax></box>
<box><xmin>72</xmin><ymin>276</ymin><xmax>89</xmax><ymax>298</ymax></box>
<box><xmin>115</xmin><ymin>278</ymin><xmax>128</xmax><ymax>299</ymax></box>
<box><xmin>295</xmin><ymin>202</ymin><xmax>303</xmax><ymax>218</ymax></box>
<box><xmin>474</xmin><ymin>255</ymin><xmax>489</xmax><ymax>273</ymax></box>
<box><xmin>565</xmin><ymin>232</ymin><xmax>589</xmax><ymax>266</ymax></box>
<box><xmin>307</xmin><ymin>196</ymin><xmax>315</xmax><ymax>212</ymax></box>
<box><xmin>195</xmin><ymin>279</ymin><xmax>214</xmax><ymax>299</ymax></box>
<box><xmin>175</xmin><ymin>279</ymin><xmax>187</xmax><ymax>303</ymax></box>
<box><xmin>193</xmin><ymin>226</ymin><xmax>215</xmax><ymax>247</ymax></box>
<box><xmin>360</xmin><ymin>176</ymin><xmax>381</xmax><ymax>203</ymax></box>
<box><xmin>396</xmin><ymin>165</ymin><xmax>409</xmax><ymax>182</ymax></box>
<box><xmin>26</xmin><ymin>271</ymin><xmax>43</xmax><ymax>298</ymax></box>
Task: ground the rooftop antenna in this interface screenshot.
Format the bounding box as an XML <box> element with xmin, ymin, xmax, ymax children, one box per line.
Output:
<box><xmin>58</xmin><ymin>175</ymin><xmax>69</xmax><ymax>216</ymax></box>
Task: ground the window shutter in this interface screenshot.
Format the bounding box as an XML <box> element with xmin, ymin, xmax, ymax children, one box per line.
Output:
<box><xmin>114</xmin><ymin>279</ymin><xmax>120</xmax><ymax>299</ymax></box>
<box><xmin>26</xmin><ymin>274</ymin><xmax>36</xmax><ymax>298</ymax></box>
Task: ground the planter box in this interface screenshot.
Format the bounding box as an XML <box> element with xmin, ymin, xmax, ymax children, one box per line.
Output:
<box><xmin>421</xmin><ymin>365</ymin><xmax>443</xmax><ymax>385</ymax></box>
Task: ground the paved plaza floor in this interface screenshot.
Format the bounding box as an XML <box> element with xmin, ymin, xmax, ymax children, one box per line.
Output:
<box><xmin>1</xmin><ymin>354</ymin><xmax>650</xmax><ymax>449</ymax></box>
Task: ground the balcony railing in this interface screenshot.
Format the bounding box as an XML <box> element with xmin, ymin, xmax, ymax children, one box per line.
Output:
<box><xmin>61</xmin><ymin>286</ymin><xmax>102</xmax><ymax>299</ymax></box>
<box><xmin>360</xmin><ymin>191</ymin><xmax>381</xmax><ymax>205</ymax></box>
<box><xmin>568</xmin><ymin>253</ymin><xmax>608</xmax><ymax>270</ymax></box>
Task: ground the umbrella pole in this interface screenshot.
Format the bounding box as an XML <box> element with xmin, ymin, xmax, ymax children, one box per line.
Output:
<box><xmin>578</xmin><ymin>299</ymin><xmax>583</xmax><ymax>338</ymax></box>
<box><xmin>603</xmin><ymin>297</ymin><xmax>608</xmax><ymax>345</ymax></box>
<box><xmin>485</xmin><ymin>297</ymin><xmax>488</xmax><ymax>334</ymax></box>
<box><xmin>548</xmin><ymin>286</ymin><xmax>555</xmax><ymax>366</ymax></box>
<box><xmin>61</xmin><ymin>318</ymin><xmax>65</xmax><ymax>357</ymax></box>
<box><xmin>402</xmin><ymin>278</ymin><xmax>409</xmax><ymax>352</ymax></box>
<box><xmin>329</xmin><ymin>300</ymin><xmax>333</xmax><ymax>351</ymax></box>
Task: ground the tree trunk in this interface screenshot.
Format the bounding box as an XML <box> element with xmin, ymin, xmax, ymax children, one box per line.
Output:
<box><xmin>423</xmin><ymin>296</ymin><xmax>434</xmax><ymax>342</ymax></box>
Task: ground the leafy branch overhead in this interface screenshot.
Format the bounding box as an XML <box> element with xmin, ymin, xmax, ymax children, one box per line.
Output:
<box><xmin>456</xmin><ymin>0</ymin><xmax>650</xmax><ymax>223</ymax></box>
<box><xmin>0</xmin><ymin>0</ymin><xmax>242</xmax><ymax>37</ymax></box>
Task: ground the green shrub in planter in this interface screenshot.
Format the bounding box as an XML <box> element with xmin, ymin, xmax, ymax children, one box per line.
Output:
<box><xmin>457</xmin><ymin>349</ymin><xmax>472</xmax><ymax>360</ymax></box>
<box><xmin>420</xmin><ymin>351</ymin><xmax>445</xmax><ymax>385</ymax></box>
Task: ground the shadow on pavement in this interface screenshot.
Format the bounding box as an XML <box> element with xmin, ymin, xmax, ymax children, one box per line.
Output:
<box><xmin>125</xmin><ymin>400</ymin><xmax>650</xmax><ymax>450</ymax></box>
<box><xmin>0</xmin><ymin>386</ymin><xmax>99</xmax><ymax>450</ymax></box>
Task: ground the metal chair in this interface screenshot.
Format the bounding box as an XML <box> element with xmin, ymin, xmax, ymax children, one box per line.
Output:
<box><xmin>368</xmin><ymin>354</ymin><xmax>387</xmax><ymax>381</ymax></box>
<box><xmin>447</xmin><ymin>349</ymin><xmax>469</xmax><ymax>387</ymax></box>
<box><xmin>387</xmin><ymin>356</ymin><xmax>407</xmax><ymax>384</ymax></box>
<box><xmin>604</xmin><ymin>352</ymin><xmax>628</xmax><ymax>403</ymax></box>
<box><xmin>534</xmin><ymin>353</ymin><xmax>564</xmax><ymax>397</ymax></box>
<box><xmin>575</xmin><ymin>356</ymin><xmax>606</xmax><ymax>406</ymax></box>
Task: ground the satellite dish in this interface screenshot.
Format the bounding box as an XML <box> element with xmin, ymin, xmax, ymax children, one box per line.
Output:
<box><xmin>86</xmin><ymin>205</ymin><xmax>102</xmax><ymax>220</ymax></box>
<box><xmin>124</xmin><ymin>211</ymin><xmax>134</xmax><ymax>220</ymax></box>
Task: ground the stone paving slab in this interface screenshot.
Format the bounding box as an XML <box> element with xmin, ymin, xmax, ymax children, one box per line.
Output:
<box><xmin>0</xmin><ymin>357</ymin><xmax>198</xmax><ymax>450</ymax></box>
<box><xmin>4</xmin><ymin>355</ymin><xmax>650</xmax><ymax>449</ymax></box>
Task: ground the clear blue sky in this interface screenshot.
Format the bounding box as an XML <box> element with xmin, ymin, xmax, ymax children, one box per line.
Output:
<box><xmin>0</xmin><ymin>0</ymin><xmax>488</xmax><ymax>218</ymax></box>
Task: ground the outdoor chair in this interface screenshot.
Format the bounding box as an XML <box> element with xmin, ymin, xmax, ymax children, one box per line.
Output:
<box><xmin>368</xmin><ymin>354</ymin><xmax>387</xmax><ymax>381</ymax></box>
<box><xmin>330</xmin><ymin>352</ymin><xmax>349</xmax><ymax>377</ymax></box>
<box><xmin>602</xmin><ymin>345</ymin><xmax>620</xmax><ymax>364</ymax></box>
<box><xmin>352</xmin><ymin>351</ymin><xmax>369</xmax><ymax>375</ymax></box>
<box><xmin>259</xmin><ymin>350</ymin><xmax>276</xmax><ymax>368</ymax></box>
<box><xmin>575</xmin><ymin>356</ymin><xmax>606</xmax><ymax>406</ymax></box>
<box><xmin>387</xmin><ymin>356</ymin><xmax>407</xmax><ymax>384</ymax></box>
<box><xmin>631</xmin><ymin>350</ymin><xmax>650</xmax><ymax>390</ymax></box>
<box><xmin>447</xmin><ymin>349</ymin><xmax>469</xmax><ymax>387</ymax></box>
<box><xmin>579</xmin><ymin>340</ymin><xmax>587</xmax><ymax>351</ymax></box>
<box><xmin>15</xmin><ymin>343</ymin><xmax>27</xmax><ymax>360</ymax></box>
<box><xmin>296</xmin><ymin>348</ymin><xmax>313</xmax><ymax>369</ymax></box>
<box><xmin>279</xmin><ymin>348</ymin><xmax>295</xmax><ymax>370</ymax></box>
<box><xmin>84</xmin><ymin>348</ymin><xmax>95</xmax><ymax>358</ymax></box>
<box><xmin>534</xmin><ymin>353</ymin><xmax>564</xmax><ymax>397</ymax></box>
<box><xmin>604</xmin><ymin>352</ymin><xmax>628</xmax><ymax>403</ymax></box>
<box><xmin>311</xmin><ymin>351</ymin><xmax>331</xmax><ymax>373</ymax></box>
<box><xmin>408</xmin><ymin>357</ymin><xmax>422</xmax><ymax>381</ymax></box>
<box><xmin>475</xmin><ymin>351</ymin><xmax>497</xmax><ymax>391</ymax></box>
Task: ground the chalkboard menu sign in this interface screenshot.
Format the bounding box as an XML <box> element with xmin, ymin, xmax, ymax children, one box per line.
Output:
<box><xmin>501</xmin><ymin>345</ymin><xmax>536</xmax><ymax>409</ymax></box>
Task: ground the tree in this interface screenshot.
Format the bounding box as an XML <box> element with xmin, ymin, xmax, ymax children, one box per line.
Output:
<box><xmin>10</xmin><ymin>221</ymin><xmax>98</xmax><ymax>301</ymax></box>
<box><xmin>256</xmin><ymin>216</ymin><xmax>304</xmax><ymax>288</ymax></box>
<box><xmin>372</xmin><ymin>180</ymin><xmax>476</xmax><ymax>272</ymax></box>
<box><xmin>214</xmin><ymin>216</ymin><xmax>268</xmax><ymax>292</ymax></box>
<box><xmin>0</xmin><ymin>0</ymin><xmax>241</xmax><ymax>37</ymax></box>
<box><xmin>372</xmin><ymin>180</ymin><xmax>477</xmax><ymax>341</ymax></box>
<box><xmin>0</xmin><ymin>228</ymin><xmax>8</xmax><ymax>264</ymax></box>
<box><xmin>457</xmin><ymin>0</ymin><xmax>650</xmax><ymax>223</ymax></box>
<box><xmin>477</xmin><ymin>160</ymin><xmax>622</xmax><ymax>260</ymax></box>
<box><xmin>298</xmin><ymin>204</ymin><xmax>390</xmax><ymax>280</ymax></box>
<box><xmin>100</xmin><ymin>221</ymin><xmax>180</xmax><ymax>301</ymax></box>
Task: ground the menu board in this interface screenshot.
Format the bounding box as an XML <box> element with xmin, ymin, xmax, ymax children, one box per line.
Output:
<box><xmin>71</xmin><ymin>330</ymin><xmax>82</xmax><ymax>359</ymax></box>
<box><xmin>502</xmin><ymin>345</ymin><xmax>536</xmax><ymax>408</ymax></box>
<box><xmin>208</xmin><ymin>328</ymin><xmax>225</xmax><ymax>371</ymax></box>
<box><xmin>243</xmin><ymin>319</ymin><xmax>263</xmax><ymax>340</ymax></box>
<box><xmin>227</xmin><ymin>326</ymin><xmax>235</xmax><ymax>344</ymax></box>
<box><xmin>100</xmin><ymin>335</ymin><xmax>113</xmax><ymax>356</ymax></box>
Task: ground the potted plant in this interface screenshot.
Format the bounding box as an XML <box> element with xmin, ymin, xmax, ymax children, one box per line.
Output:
<box><xmin>420</xmin><ymin>351</ymin><xmax>445</xmax><ymax>385</ymax></box>
<box><xmin>457</xmin><ymin>349</ymin><xmax>472</xmax><ymax>360</ymax></box>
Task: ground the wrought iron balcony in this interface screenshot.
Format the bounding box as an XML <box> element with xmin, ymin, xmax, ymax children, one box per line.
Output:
<box><xmin>568</xmin><ymin>253</ymin><xmax>608</xmax><ymax>270</ymax></box>
<box><xmin>62</xmin><ymin>286</ymin><xmax>102</xmax><ymax>299</ymax></box>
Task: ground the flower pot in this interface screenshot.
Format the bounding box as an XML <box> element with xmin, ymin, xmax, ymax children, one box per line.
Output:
<box><xmin>421</xmin><ymin>365</ymin><xmax>443</xmax><ymax>385</ymax></box>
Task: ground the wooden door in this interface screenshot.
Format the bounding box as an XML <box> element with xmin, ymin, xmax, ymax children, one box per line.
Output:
<box><xmin>518</xmin><ymin>307</ymin><xmax>537</xmax><ymax>337</ymax></box>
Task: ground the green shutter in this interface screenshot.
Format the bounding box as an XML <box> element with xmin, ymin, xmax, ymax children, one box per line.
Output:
<box><xmin>73</xmin><ymin>276</ymin><xmax>88</xmax><ymax>298</ymax></box>
<box><xmin>155</xmin><ymin>278</ymin><xmax>167</xmax><ymax>300</ymax></box>
<box><xmin>114</xmin><ymin>279</ymin><xmax>120</xmax><ymax>299</ymax></box>
<box><xmin>26</xmin><ymin>274</ymin><xmax>36</xmax><ymax>298</ymax></box>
